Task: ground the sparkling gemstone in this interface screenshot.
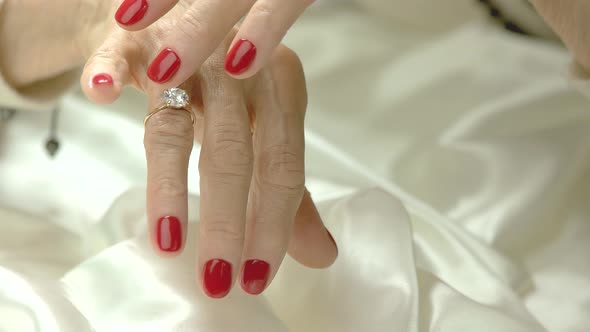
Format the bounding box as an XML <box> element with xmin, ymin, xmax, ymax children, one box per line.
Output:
<box><xmin>162</xmin><ymin>88</ymin><xmax>189</xmax><ymax>108</ymax></box>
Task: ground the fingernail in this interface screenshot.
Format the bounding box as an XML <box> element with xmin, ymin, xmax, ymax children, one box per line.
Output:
<box><xmin>91</xmin><ymin>73</ymin><xmax>113</xmax><ymax>87</ymax></box>
<box><xmin>156</xmin><ymin>216</ymin><xmax>182</xmax><ymax>252</ymax></box>
<box><xmin>115</xmin><ymin>0</ymin><xmax>148</xmax><ymax>26</ymax></box>
<box><xmin>225</xmin><ymin>39</ymin><xmax>257</xmax><ymax>75</ymax></box>
<box><xmin>147</xmin><ymin>48</ymin><xmax>181</xmax><ymax>83</ymax></box>
<box><xmin>241</xmin><ymin>259</ymin><xmax>270</xmax><ymax>295</ymax></box>
<box><xmin>203</xmin><ymin>259</ymin><xmax>232</xmax><ymax>298</ymax></box>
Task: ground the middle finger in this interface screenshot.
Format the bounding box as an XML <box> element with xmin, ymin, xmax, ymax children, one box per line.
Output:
<box><xmin>197</xmin><ymin>63</ymin><xmax>253</xmax><ymax>299</ymax></box>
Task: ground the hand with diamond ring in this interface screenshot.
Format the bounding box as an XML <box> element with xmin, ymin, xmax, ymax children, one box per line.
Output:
<box><xmin>78</xmin><ymin>2</ymin><xmax>338</xmax><ymax>298</ymax></box>
<box><xmin>113</xmin><ymin>0</ymin><xmax>314</xmax><ymax>87</ymax></box>
<box><xmin>0</xmin><ymin>0</ymin><xmax>336</xmax><ymax>298</ymax></box>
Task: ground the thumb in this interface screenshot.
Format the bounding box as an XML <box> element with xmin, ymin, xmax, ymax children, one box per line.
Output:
<box><xmin>288</xmin><ymin>189</ymin><xmax>338</xmax><ymax>269</ymax></box>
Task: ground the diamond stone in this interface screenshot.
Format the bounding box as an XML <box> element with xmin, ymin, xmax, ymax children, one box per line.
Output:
<box><xmin>162</xmin><ymin>88</ymin><xmax>189</xmax><ymax>108</ymax></box>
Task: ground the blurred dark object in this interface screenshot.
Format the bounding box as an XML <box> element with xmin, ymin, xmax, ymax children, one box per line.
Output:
<box><xmin>477</xmin><ymin>0</ymin><xmax>529</xmax><ymax>36</ymax></box>
<box><xmin>45</xmin><ymin>108</ymin><xmax>60</xmax><ymax>157</ymax></box>
<box><xmin>0</xmin><ymin>108</ymin><xmax>16</xmax><ymax>122</ymax></box>
<box><xmin>45</xmin><ymin>138</ymin><xmax>60</xmax><ymax>157</ymax></box>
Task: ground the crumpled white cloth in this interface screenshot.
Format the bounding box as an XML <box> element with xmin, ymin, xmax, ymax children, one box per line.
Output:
<box><xmin>1</xmin><ymin>3</ymin><xmax>590</xmax><ymax>332</ymax></box>
<box><xmin>0</xmin><ymin>188</ymin><xmax>548</xmax><ymax>332</ymax></box>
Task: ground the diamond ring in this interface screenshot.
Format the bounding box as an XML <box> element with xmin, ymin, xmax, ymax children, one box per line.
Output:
<box><xmin>144</xmin><ymin>88</ymin><xmax>195</xmax><ymax>126</ymax></box>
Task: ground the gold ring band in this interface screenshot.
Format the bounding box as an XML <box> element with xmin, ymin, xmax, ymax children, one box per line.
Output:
<box><xmin>144</xmin><ymin>105</ymin><xmax>196</xmax><ymax>126</ymax></box>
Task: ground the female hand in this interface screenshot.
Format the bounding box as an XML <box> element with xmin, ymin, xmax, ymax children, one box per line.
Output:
<box><xmin>78</xmin><ymin>3</ymin><xmax>337</xmax><ymax>297</ymax></box>
<box><xmin>113</xmin><ymin>0</ymin><xmax>314</xmax><ymax>86</ymax></box>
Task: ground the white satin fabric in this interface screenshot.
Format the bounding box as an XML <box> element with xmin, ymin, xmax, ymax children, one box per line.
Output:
<box><xmin>1</xmin><ymin>3</ymin><xmax>590</xmax><ymax>332</ymax></box>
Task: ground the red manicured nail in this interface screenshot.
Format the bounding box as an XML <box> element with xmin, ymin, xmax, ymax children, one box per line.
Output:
<box><xmin>115</xmin><ymin>0</ymin><xmax>148</xmax><ymax>26</ymax></box>
<box><xmin>147</xmin><ymin>48</ymin><xmax>181</xmax><ymax>83</ymax></box>
<box><xmin>156</xmin><ymin>216</ymin><xmax>182</xmax><ymax>252</ymax></box>
<box><xmin>92</xmin><ymin>73</ymin><xmax>113</xmax><ymax>86</ymax></box>
<box><xmin>225</xmin><ymin>39</ymin><xmax>257</xmax><ymax>75</ymax></box>
<box><xmin>241</xmin><ymin>259</ymin><xmax>270</xmax><ymax>295</ymax></box>
<box><xmin>203</xmin><ymin>259</ymin><xmax>232</xmax><ymax>298</ymax></box>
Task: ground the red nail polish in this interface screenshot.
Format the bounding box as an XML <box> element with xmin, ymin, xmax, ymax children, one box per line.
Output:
<box><xmin>147</xmin><ymin>48</ymin><xmax>181</xmax><ymax>83</ymax></box>
<box><xmin>156</xmin><ymin>216</ymin><xmax>182</xmax><ymax>252</ymax></box>
<box><xmin>115</xmin><ymin>0</ymin><xmax>148</xmax><ymax>26</ymax></box>
<box><xmin>241</xmin><ymin>259</ymin><xmax>270</xmax><ymax>295</ymax></box>
<box><xmin>203</xmin><ymin>259</ymin><xmax>232</xmax><ymax>298</ymax></box>
<box><xmin>92</xmin><ymin>73</ymin><xmax>113</xmax><ymax>86</ymax></box>
<box><xmin>225</xmin><ymin>39</ymin><xmax>257</xmax><ymax>75</ymax></box>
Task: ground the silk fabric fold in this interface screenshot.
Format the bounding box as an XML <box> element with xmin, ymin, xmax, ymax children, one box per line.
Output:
<box><xmin>1</xmin><ymin>4</ymin><xmax>589</xmax><ymax>332</ymax></box>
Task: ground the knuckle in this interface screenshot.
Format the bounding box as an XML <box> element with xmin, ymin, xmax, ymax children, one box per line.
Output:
<box><xmin>256</xmin><ymin>144</ymin><xmax>305</xmax><ymax>195</ymax></box>
<box><xmin>152</xmin><ymin>175</ymin><xmax>187</xmax><ymax>199</ymax></box>
<box><xmin>201</xmin><ymin>56</ymin><xmax>227</xmax><ymax>79</ymax></box>
<box><xmin>200</xmin><ymin>218</ymin><xmax>244</xmax><ymax>242</ymax></box>
<box><xmin>251</xmin><ymin>2</ymin><xmax>274</xmax><ymax>19</ymax></box>
<box><xmin>259</xmin><ymin>46</ymin><xmax>307</xmax><ymax>112</ymax></box>
<box><xmin>85</xmin><ymin>47</ymin><xmax>122</xmax><ymax>71</ymax></box>
<box><xmin>200</xmin><ymin>121</ymin><xmax>253</xmax><ymax>177</ymax></box>
<box><xmin>271</xmin><ymin>46</ymin><xmax>304</xmax><ymax>75</ymax></box>
<box><xmin>203</xmin><ymin>79</ymin><xmax>243</xmax><ymax>101</ymax></box>
<box><xmin>144</xmin><ymin>110</ymin><xmax>194</xmax><ymax>151</ymax></box>
<box><xmin>179</xmin><ymin>9</ymin><xmax>208</xmax><ymax>40</ymax></box>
